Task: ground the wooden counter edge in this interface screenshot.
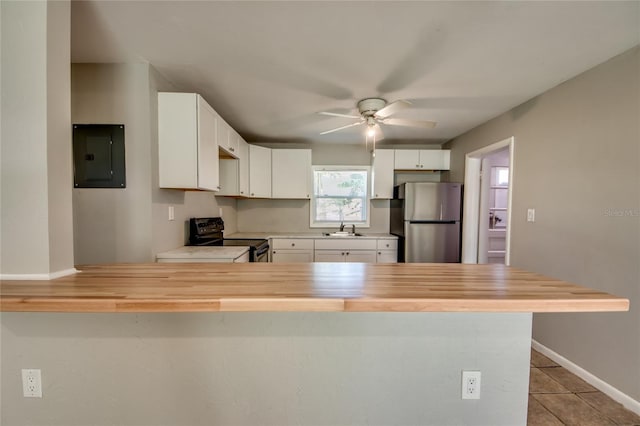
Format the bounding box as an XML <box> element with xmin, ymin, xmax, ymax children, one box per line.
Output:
<box><xmin>0</xmin><ymin>296</ymin><xmax>629</xmax><ymax>313</ymax></box>
<box><xmin>344</xmin><ymin>297</ymin><xmax>630</xmax><ymax>313</ymax></box>
<box><xmin>0</xmin><ymin>297</ymin><xmax>221</xmax><ymax>313</ymax></box>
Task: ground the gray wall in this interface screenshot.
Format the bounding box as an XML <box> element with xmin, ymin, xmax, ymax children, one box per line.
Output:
<box><xmin>444</xmin><ymin>46</ymin><xmax>640</xmax><ymax>401</ymax></box>
<box><xmin>1</xmin><ymin>312</ymin><xmax>532</xmax><ymax>426</ymax></box>
<box><xmin>0</xmin><ymin>0</ymin><xmax>74</xmax><ymax>275</ymax></box>
<box><xmin>71</xmin><ymin>64</ymin><xmax>237</xmax><ymax>263</ymax></box>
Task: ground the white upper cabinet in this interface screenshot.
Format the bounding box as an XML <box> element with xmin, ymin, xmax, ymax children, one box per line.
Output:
<box><xmin>272</xmin><ymin>149</ymin><xmax>312</xmax><ymax>199</ymax></box>
<box><xmin>218</xmin><ymin>137</ymin><xmax>250</xmax><ymax>196</ymax></box>
<box><xmin>394</xmin><ymin>149</ymin><xmax>450</xmax><ymax>170</ymax></box>
<box><xmin>158</xmin><ymin>92</ymin><xmax>219</xmax><ymax>191</ymax></box>
<box><xmin>249</xmin><ymin>145</ymin><xmax>272</xmax><ymax>198</ymax></box>
<box><xmin>238</xmin><ymin>138</ymin><xmax>249</xmax><ymax>196</ymax></box>
<box><xmin>371</xmin><ymin>149</ymin><xmax>395</xmax><ymax>199</ymax></box>
<box><xmin>216</xmin><ymin>118</ymin><xmax>239</xmax><ymax>159</ymax></box>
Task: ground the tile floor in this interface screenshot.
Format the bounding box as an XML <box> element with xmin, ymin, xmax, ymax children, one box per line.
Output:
<box><xmin>528</xmin><ymin>349</ymin><xmax>640</xmax><ymax>426</ymax></box>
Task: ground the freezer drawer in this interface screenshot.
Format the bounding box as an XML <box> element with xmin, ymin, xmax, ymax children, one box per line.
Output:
<box><xmin>405</xmin><ymin>222</ymin><xmax>460</xmax><ymax>263</ymax></box>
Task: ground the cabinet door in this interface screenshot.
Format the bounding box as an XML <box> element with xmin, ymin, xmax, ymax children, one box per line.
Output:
<box><xmin>394</xmin><ymin>150</ymin><xmax>420</xmax><ymax>170</ymax></box>
<box><xmin>376</xmin><ymin>250</ymin><xmax>398</xmax><ymax>263</ymax></box>
<box><xmin>314</xmin><ymin>250</ymin><xmax>345</xmax><ymax>262</ymax></box>
<box><xmin>272</xmin><ymin>250</ymin><xmax>314</xmax><ymax>263</ymax></box>
<box><xmin>249</xmin><ymin>145</ymin><xmax>272</xmax><ymax>198</ymax></box>
<box><xmin>229</xmin><ymin>129</ymin><xmax>240</xmax><ymax>156</ymax></box>
<box><xmin>218</xmin><ymin>159</ymin><xmax>239</xmax><ymax>195</ymax></box>
<box><xmin>372</xmin><ymin>149</ymin><xmax>395</xmax><ymax>199</ymax></box>
<box><xmin>196</xmin><ymin>96</ymin><xmax>219</xmax><ymax>191</ymax></box>
<box><xmin>419</xmin><ymin>150</ymin><xmax>450</xmax><ymax>170</ymax></box>
<box><xmin>158</xmin><ymin>92</ymin><xmax>199</xmax><ymax>189</ymax></box>
<box><xmin>238</xmin><ymin>139</ymin><xmax>249</xmax><ymax>196</ymax></box>
<box><xmin>272</xmin><ymin>149</ymin><xmax>311</xmax><ymax>199</ymax></box>
<box><xmin>216</xmin><ymin>117</ymin><xmax>230</xmax><ymax>153</ymax></box>
<box><xmin>345</xmin><ymin>250</ymin><xmax>377</xmax><ymax>263</ymax></box>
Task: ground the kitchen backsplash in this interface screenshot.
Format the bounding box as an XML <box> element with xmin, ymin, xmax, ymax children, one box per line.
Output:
<box><xmin>236</xmin><ymin>199</ymin><xmax>391</xmax><ymax>233</ymax></box>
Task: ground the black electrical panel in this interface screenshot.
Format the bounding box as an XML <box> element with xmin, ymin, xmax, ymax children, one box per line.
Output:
<box><xmin>73</xmin><ymin>124</ymin><xmax>126</xmax><ymax>188</ymax></box>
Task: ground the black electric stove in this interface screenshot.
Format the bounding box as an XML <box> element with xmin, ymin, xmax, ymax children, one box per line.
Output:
<box><xmin>189</xmin><ymin>217</ymin><xmax>269</xmax><ymax>262</ymax></box>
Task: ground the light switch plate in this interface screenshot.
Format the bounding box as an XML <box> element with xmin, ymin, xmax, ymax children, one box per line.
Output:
<box><xmin>527</xmin><ymin>208</ymin><xmax>535</xmax><ymax>222</ymax></box>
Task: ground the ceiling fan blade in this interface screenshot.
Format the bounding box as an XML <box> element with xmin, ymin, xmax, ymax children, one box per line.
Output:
<box><xmin>374</xmin><ymin>100</ymin><xmax>412</xmax><ymax>118</ymax></box>
<box><xmin>319</xmin><ymin>121</ymin><xmax>364</xmax><ymax>135</ymax></box>
<box><xmin>317</xmin><ymin>112</ymin><xmax>362</xmax><ymax>119</ymax></box>
<box><xmin>383</xmin><ymin>118</ymin><xmax>437</xmax><ymax>129</ymax></box>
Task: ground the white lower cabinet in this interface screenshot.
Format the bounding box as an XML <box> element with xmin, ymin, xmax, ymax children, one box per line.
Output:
<box><xmin>376</xmin><ymin>251</ymin><xmax>398</xmax><ymax>263</ymax></box>
<box><xmin>314</xmin><ymin>238</ymin><xmax>378</xmax><ymax>263</ymax></box>
<box><xmin>269</xmin><ymin>237</ymin><xmax>398</xmax><ymax>263</ymax></box>
<box><xmin>271</xmin><ymin>238</ymin><xmax>314</xmax><ymax>263</ymax></box>
<box><xmin>314</xmin><ymin>250</ymin><xmax>377</xmax><ymax>262</ymax></box>
<box><xmin>376</xmin><ymin>239</ymin><xmax>398</xmax><ymax>263</ymax></box>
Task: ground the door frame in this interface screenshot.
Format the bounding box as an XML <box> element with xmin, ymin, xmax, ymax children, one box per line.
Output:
<box><xmin>461</xmin><ymin>137</ymin><xmax>515</xmax><ymax>265</ymax></box>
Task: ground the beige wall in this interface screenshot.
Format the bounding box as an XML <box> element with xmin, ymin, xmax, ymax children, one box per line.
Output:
<box><xmin>445</xmin><ymin>46</ymin><xmax>640</xmax><ymax>401</ymax></box>
<box><xmin>1</xmin><ymin>0</ymin><xmax>74</xmax><ymax>275</ymax></box>
<box><xmin>71</xmin><ymin>64</ymin><xmax>236</xmax><ymax>263</ymax></box>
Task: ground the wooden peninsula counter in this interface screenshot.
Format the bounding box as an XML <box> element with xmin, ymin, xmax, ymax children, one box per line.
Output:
<box><xmin>0</xmin><ymin>263</ymin><xmax>629</xmax><ymax>313</ymax></box>
<box><xmin>0</xmin><ymin>263</ymin><xmax>629</xmax><ymax>426</ymax></box>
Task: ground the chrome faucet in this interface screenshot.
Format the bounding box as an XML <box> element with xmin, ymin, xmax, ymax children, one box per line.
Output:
<box><xmin>339</xmin><ymin>222</ymin><xmax>345</xmax><ymax>232</ymax></box>
<box><xmin>351</xmin><ymin>224</ymin><xmax>356</xmax><ymax>234</ymax></box>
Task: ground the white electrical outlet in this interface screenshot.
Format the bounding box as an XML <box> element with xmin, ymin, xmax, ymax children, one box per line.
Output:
<box><xmin>527</xmin><ymin>208</ymin><xmax>535</xmax><ymax>222</ymax></box>
<box><xmin>22</xmin><ymin>369</ymin><xmax>42</xmax><ymax>398</ymax></box>
<box><xmin>461</xmin><ymin>370</ymin><xmax>481</xmax><ymax>399</ymax></box>
<box><xmin>168</xmin><ymin>206</ymin><xmax>175</xmax><ymax>221</ymax></box>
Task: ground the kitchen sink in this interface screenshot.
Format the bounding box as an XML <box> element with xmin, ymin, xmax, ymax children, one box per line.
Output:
<box><xmin>322</xmin><ymin>232</ymin><xmax>364</xmax><ymax>237</ymax></box>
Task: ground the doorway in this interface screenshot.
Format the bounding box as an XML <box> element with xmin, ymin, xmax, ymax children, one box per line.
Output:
<box><xmin>461</xmin><ymin>137</ymin><xmax>514</xmax><ymax>265</ymax></box>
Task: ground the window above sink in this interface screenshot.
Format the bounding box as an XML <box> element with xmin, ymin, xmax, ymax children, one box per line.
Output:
<box><xmin>310</xmin><ymin>166</ymin><xmax>371</xmax><ymax>228</ymax></box>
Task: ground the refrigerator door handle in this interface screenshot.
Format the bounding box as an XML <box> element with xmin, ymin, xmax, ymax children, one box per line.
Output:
<box><xmin>439</xmin><ymin>204</ymin><xmax>443</xmax><ymax>221</ymax></box>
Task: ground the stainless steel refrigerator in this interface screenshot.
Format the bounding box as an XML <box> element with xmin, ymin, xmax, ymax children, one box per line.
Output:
<box><xmin>390</xmin><ymin>182</ymin><xmax>462</xmax><ymax>263</ymax></box>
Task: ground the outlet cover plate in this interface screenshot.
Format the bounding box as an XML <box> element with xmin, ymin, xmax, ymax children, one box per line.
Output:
<box><xmin>22</xmin><ymin>369</ymin><xmax>42</xmax><ymax>398</ymax></box>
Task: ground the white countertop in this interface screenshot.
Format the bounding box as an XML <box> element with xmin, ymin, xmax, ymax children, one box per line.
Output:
<box><xmin>156</xmin><ymin>246</ymin><xmax>249</xmax><ymax>260</ymax></box>
<box><xmin>225</xmin><ymin>232</ymin><xmax>398</xmax><ymax>240</ymax></box>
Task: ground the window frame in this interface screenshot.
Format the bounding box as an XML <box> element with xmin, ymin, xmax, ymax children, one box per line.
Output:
<box><xmin>309</xmin><ymin>165</ymin><xmax>371</xmax><ymax>228</ymax></box>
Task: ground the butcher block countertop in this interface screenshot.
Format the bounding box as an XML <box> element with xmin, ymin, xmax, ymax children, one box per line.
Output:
<box><xmin>0</xmin><ymin>263</ymin><xmax>629</xmax><ymax>313</ymax></box>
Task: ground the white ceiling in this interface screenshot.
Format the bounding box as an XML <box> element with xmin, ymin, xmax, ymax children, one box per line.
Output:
<box><xmin>71</xmin><ymin>1</ymin><xmax>640</xmax><ymax>145</ymax></box>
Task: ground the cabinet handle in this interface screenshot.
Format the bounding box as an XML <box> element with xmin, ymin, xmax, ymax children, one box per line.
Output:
<box><xmin>346</xmin><ymin>252</ymin><xmax>349</xmax><ymax>256</ymax></box>
<box><xmin>416</xmin><ymin>164</ymin><xmax>420</xmax><ymax>168</ymax></box>
<box><xmin>386</xmin><ymin>243</ymin><xmax>389</xmax><ymax>248</ymax></box>
<box><xmin>230</xmin><ymin>147</ymin><xmax>234</xmax><ymax>152</ymax></box>
<box><xmin>341</xmin><ymin>252</ymin><xmax>345</xmax><ymax>256</ymax></box>
<box><xmin>251</xmin><ymin>193</ymin><xmax>254</xmax><ymax>196</ymax></box>
<box><xmin>375</xmin><ymin>194</ymin><xmax>378</xmax><ymax>197</ymax></box>
<box><xmin>240</xmin><ymin>191</ymin><xmax>244</xmax><ymax>194</ymax></box>
<box><xmin>378</xmin><ymin>252</ymin><xmax>381</xmax><ymax>255</ymax></box>
<box><xmin>273</xmin><ymin>251</ymin><xmax>277</xmax><ymax>254</ymax></box>
<box><xmin>291</xmin><ymin>243</ymin><xmax>295</xmax><ymax>247</ymax></box>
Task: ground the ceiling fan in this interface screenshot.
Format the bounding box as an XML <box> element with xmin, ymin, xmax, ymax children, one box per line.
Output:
<box><xmin>318</xmin><ymin>98</ymin><xmax>436</xmax><ymax>140</ymax></box>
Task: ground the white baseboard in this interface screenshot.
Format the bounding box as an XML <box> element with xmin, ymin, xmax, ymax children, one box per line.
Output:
<box><xmin>532</xmin><ymin>339</ymin><xmax>640</xmax><ymax>415</ymax></box>
<box><xmin>0</xmin><ymin>268</ymin><xmax>78</xmax><ymax>280</ymax></box>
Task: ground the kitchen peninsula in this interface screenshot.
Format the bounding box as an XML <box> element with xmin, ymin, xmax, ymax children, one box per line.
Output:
<box><xmin>0</xmin><ymin>263</ymin><xmax>629</xmax><ymax>426</ymax></box>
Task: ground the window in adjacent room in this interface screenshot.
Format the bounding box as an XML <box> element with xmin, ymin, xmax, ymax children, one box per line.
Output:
<box><xmin>311</xmin><ymin>166</ymin><xmax>370</xmax><ymax>227</ymax></box>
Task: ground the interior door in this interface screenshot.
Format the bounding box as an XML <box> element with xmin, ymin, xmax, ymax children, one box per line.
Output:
<box><xmin>405</xmin><ymin>222</ymin><xmax>460</xmax><ymax>263</ymax></box>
